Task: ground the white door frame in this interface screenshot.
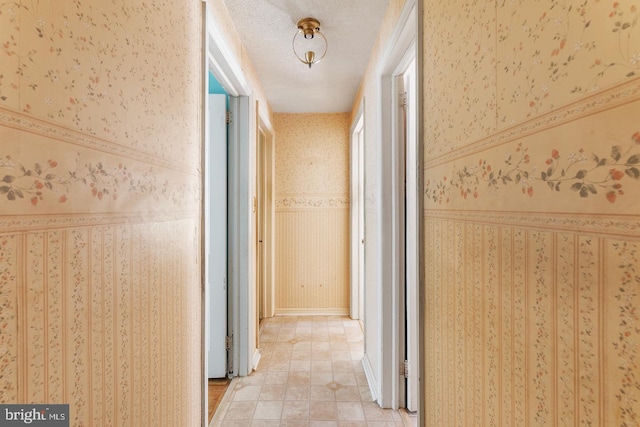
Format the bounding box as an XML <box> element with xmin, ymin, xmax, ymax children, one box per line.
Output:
<box><xmin>257</xmin><ymin>111</ymin><xmax>276</xmax><ymax>320</ymax></box>
<box><xmin>375</xmin><ymin>0</ymin><xmax>418</xmax><ymax>410</ymax></box>
<box><xmin>203</xmin><ymin>5</ymin><xmax>254</xmax><ymax>425</ymax></box>
<box><xmin>350</xmin><ymin>103</ymin><xmax>365</xmax><ymax>321</ymax></box>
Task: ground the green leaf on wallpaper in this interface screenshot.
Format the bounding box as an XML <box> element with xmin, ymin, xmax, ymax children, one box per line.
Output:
<box><xmin>571</xmin><ymin>182</ymin><xmax>582</xmax><ymax>191</ymax></box>
<box><xmin>580</xmin><ymin>187</ymin><xmax>589</xmax><ymax>197</ymax></box>
<box><xmin>14</xmin><ymin>189</ymin><xmax>23</xmax><ymax>198</ymax></box>
<box><xmin>45</xmin><ymin>182</ymin><xmax>53</xmax><ymax>190</ymax></box>
<box><xmin>628</xmin><ymin>71</ymin><xmax>636</xmax><ymax>77</ymax></box>
<box><xmin>627</xmin><ymin>155</ymin><xmax>640</xmax><ymax>164</ymax></box>
<box><xmin>585</xmin><ymin>20</ymin><xmax>591</xmax><ymax>28</ymax></box>
<box><xmin>626</xmin><ymin>167</ymin><xmax>640</xmax><ymax>179</ymax></box>
<box><xmin>7</xmin><ymin>190</ymin><xmax>16</xmax><ymax>200</ymax></box>
<box><xmin>2</xmin><ymin>175</ymin><xmax>14</xmax><ymax>183</ymax></box>
<box><xmin>0</xmin><ymin>186</ymin><xmax>9</xmax><ymax>194</ymax></box>
<box><xmin>612</xmin><ymin>145</ymin><xmax>622</xmax><ymax>161</ymax></box>
<box><xmin>576</xmin><ymin>170</ymin><xmax>588</xmax><ymax>179</ymax></box>
<box><xmin>547</xmin><ymin>182</ymin><xmax>554</xmax><ymax>190</ymax></box>
<box><xmin>34</xmin><ymin>163</ymin><xmax>41</xmax><ymax>175</ymax></box>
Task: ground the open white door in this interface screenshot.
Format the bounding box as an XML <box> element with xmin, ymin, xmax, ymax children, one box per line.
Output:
<box><xmin>207</xmin><ymin>93</ymin><xmax>228</xmax><ymax>378</ymax></box>
<box><xmin>400</xmin><ymin>57</ymin><xmax>418</xmax><ymax>412</ymax></box>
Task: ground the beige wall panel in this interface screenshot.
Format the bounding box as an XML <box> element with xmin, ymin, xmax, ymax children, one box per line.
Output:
<box><xmin>0</xmin><ymin>0</ymin><xmax>203</xmax><ymax>425</ymax></box>
<box><xmin>275</xmin><ymin>208</ymin><xmax>349</xmax><ymax>311</ymax></box>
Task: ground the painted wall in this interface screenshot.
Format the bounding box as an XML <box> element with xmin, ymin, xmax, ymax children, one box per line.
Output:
<box><xmin>0</xmin><ymin>1</ymin><xmax>202</xmax><ymax>425</ymax></box>
<box><xmin>274</xmin><ymin>113</ymin><xmax>350</xmax><ymax>314</ymax></box>
<box><xmin>423</xmin><ymin>0</ymin><xmax>640</xmax><ymax>425</ymax></box>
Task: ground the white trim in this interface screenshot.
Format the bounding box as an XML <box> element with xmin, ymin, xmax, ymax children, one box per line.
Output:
<box><xmin>362</xmin><ymin>354</ymin><xmax>379</xmax><ymax>403</ymax></box>
<box><xmin>205</xmin><ymin>13</ymin><xmax>250</xmax><ymax>96</ymax></box>
<box><xmin>251</xmin><ymin>348</ymin><xmax>262</xmax><ymax>371</ymax></box>
<box><xmin>374</xmin><ymin>0</ymin><xmax>417</xmax><ymax>410</ymax></box>
<box><xmin>350</xmin><ymin>102</ymin><xmax>365</xmax><ymax>321</ymax></box>
<box><xmin>274</xmin><ymin>308</ymin><xmax>350</xmax><ymax>316</ymax></box>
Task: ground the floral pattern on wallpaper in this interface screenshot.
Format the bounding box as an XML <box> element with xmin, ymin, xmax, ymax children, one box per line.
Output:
<box><xmin>425</xmin><ymin>130</ymin><xmax>640</xmax><ymax>204</ymax></box>
<box><xmin>0</xmin><ymin>0</ymin><xmax>201</xmax><ymax>167</ymax></box>
<box><xmin>423</xmin><ymin>0</ymin><xmax>497</xmax><ymax>158</ymax></box>
<box><xmin>498</xmin><ymin>0</ymin><xmax>640</xmax><ymax>125</ymax></box>
<box><xmin>0</xmin><ymin>152</ymin><xmax>195</xmax><ymax>207</ymax></box>
<box><xmin>613</xmin><ymin>241</ymin><xmax>640</xmax><ymax>426</ymax></box>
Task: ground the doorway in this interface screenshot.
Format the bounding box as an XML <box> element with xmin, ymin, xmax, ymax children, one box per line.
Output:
<box><xmin>397</xmin><ymin>55</ymin><xmax>418</xmax><ymax>412</ymax></box>
<box><xmin>350</xmin><ymin>107</ymin><xmax>365</xmax><ymax>323</ymax></box>
<box><xmin>255</xmin><ymin>106</ymin><xmax>275</xmax><ymax>336</ymax></box>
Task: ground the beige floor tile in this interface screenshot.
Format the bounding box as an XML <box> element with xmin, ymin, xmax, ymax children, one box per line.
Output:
<box><xmin>287</xmin><ymin>371</ymin><xmax>311</xmax><ymax>385</ymax></box>
<box><xmin>309</xmin><ymin>385</ymin><xmax>335</xmax><ymax>401</ymax></box>
<box><xmin>333</xmin><ymin>372</ymin><xmax>357</xmax><ymax>387</ymax></box>
<box><xmin>264</xmin><ymin>371</ymin><xmax>289</xmax><ymax>385</ymax></box>
<box><xmin>310</xmin><ymin>372</ymin><xmax>333</xmax><ymax>386</ymax></box>
<box><xmin>233</xmin><ymin>385</ymin><xmax>262</xmax><ymax>401</ymax></box>
<box><xmin>309</xmin><ymin>401</ymin><xmax>338</xmax><ymax>421</ymax></box>
<box><xmin>250</xmin><ymin>421</ymin><xmax>280</xmax><ymax>427</ymax></box>
<box><xmin>290</xmin><ymin>360</ymin><xmax>312</xmax><ymax>371</ymax></box>
<box><xmin>312</xmin><ymin>350</ymin><xmax>333</xmax><ymax>361</ymax></box>
<box><xmin>334</xmin><ymin>386</ymin><xmax>361</xmax><ymax>402</ymax></box>
<box><xmin>282</xmin><ymin>401</ymin><xmax>310</xmax><ymax>420</ymax></box>
<box><xmin>312</xmin><ymin>342</ymin><xmax>331</xmax><ymax>352</ymax></box>
<box><xmin>311</xmin><ymin>360</ymin><xmax>333</xmax><ymax>372</ymax></box>
<box><xmin>225</xmin><ymin>401</ymin><xmax>257</xmax><ymax>420</ymax></box>
<box><xmin>310</xmin><ymin>421</ymin><xmax>339</xmax><ymax>427</ymax></box>
<box><xmin>259</xmin><ymin>384</ymin><xmax>286</xmax><ymax>401</ymax></box>
<box><xmin>332</xmin><ymin>361</ymin><xmax>354</xmax><ymax>373</ymax></box>
<box><xmin>336</xmin><ymin>402</ymin><xmax>365</xmax><ymax>421</ymax></box>
<box><xmin>253</xmin><ymin>401</ymin><xmax>283</xmax><ymax>420</ymax></box>
<box><xmin>285</xmin><ymin>384</ymin><xmax>310</xmax><ymax>400</ymax></box>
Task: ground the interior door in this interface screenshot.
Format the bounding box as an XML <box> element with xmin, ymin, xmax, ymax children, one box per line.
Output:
<box><xmin>208</xmin><ymin>93</ymin><xmax>228</xmax><ymax>378</ymax></box>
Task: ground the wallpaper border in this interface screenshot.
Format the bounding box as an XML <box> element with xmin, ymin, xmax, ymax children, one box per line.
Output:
<box><xmin>0</xmin><ymin>212</ymin><xmax>199</xmax><ymax>233</ymax></box>
<box><xmin>424</xmin><ymin>209</ymin><xmax>640</xmax><ymax>239</ymax></box>
<box><xmin>275</xmin><ymin>193</ymin><xmax>349</xmax><ymax>210</ymax></box>
<box><xmin>425</xmin><ymin>78</ymin><xmax>640</xmax><ymax>169</ymax></box>
<box><xmin>0</xmin><ymin>107</ymin><xmax>196</xmax><ymax>174</ymax></box>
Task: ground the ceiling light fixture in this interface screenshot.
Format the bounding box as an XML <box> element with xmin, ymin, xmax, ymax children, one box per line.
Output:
<box><xmin>292</xmin><ymin>17</ymin><xmax>327</xmax><ymax>68</ymax></box>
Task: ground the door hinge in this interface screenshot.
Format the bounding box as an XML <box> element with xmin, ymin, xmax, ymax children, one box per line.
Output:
<box><xmin>401</xmin><ymin>360</ymin><xmax>409</xmax><ymax>378</ymax></box>
<box><xmin>225</xmin><ymin>335</ymin><xmax>233</xmax><ymax>350</ymax></box>
<box><xmin>226</xmin><ymin>111</ymin><xmax>232</xmax><ymax>124</ymax></box>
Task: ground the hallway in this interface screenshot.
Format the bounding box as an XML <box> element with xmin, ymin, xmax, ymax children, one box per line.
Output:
<box><xmin>211</xmin><ymin>316</ymin><xmax>416</xmax><ymax>426</ymax></box>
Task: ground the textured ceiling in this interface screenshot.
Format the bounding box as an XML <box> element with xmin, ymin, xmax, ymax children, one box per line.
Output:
<box><xmin>223</xmin><ymin>0</ymin><xmax>391</xmax><ymax>113</ymax></box>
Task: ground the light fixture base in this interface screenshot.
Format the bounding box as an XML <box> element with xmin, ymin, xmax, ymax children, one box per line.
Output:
<box><xmin>297</xmin><ymin>17</ymin><xmax>321</xmax><ymax>39</ymax></box>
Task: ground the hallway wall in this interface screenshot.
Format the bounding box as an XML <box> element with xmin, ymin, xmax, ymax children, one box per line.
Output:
<box><xmin>0</xmin><ymin>1</ymin><xmax>202</xmax><ymax>425</ymax></box>
<box><xmin>423</xmin><ymin>0</ymin><xmax>640</xmax><ymax>425</ymax></box>
<box><xmin>274</xmin><ymin>113</ymin><xmax>350</xmax><ymax>314</ymax></box>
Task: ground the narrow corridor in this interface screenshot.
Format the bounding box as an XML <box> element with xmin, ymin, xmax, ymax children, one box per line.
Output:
<box><xmin>211</xmin><ymin>316</ymin><xmax>416</xmax><ymax>426</ymax></box>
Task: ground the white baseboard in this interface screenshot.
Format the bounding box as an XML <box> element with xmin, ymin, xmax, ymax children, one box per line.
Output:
<box><xmin>251</xmin><ymin>348</ymin><xmax>261</xmax><ymax>371</ymax></box>
<box><xmin>274</xmin><ymin>308</ymin><xmax>350</xmax><ymax>316</ymax></box>
<box><xmin>361</xmin><ymin>354</ymin><xmax>378</xmax><ymax>403</ymax></box>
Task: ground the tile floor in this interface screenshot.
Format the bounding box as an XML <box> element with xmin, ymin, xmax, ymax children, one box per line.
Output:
<box><xmin>211</xmin><ymin>316</ymin><xmax>416</xmax><ymax>426</ymax></box>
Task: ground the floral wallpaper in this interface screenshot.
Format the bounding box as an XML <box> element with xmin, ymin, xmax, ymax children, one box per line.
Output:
<box><xmin>423</xmin><ymin>0</ymin><xmax>640</xmax><ymax>425</ymax></box>
<box><xmin>1</xmin><ymin>0</ymin><xmax>202</xmax><ymax>426</ymax></box>
<box><xmin>274</xmin><ymin>113</ymin><xmax>350</xmax><ymax>312</ymax></box>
